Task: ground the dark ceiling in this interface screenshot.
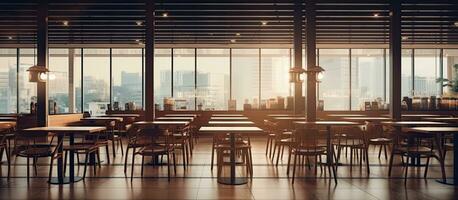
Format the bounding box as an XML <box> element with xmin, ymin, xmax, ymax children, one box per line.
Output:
<box><xmin>0</xmin><ymin>0</ymin><xmax>457</xmax><ymax>45</ymax></box>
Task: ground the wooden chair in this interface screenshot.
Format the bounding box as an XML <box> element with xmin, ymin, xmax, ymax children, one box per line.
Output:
<box><xmin>366</xmin><ymin>122</ymin><xmax>393</xmax><ymax>160</ymax></box>
<box><xmin>170</xmin><ymin>125</ymin><xmax>192</xmax><ymax>170</ymax></box>
<box><xmin>271</xmin><ymin>123</ymin><xmax>294</xmax><ymax>166</ymax></box>
<box><xmin>263</xmin><ymin>120</ymin><xmax>277</xmax><ymax>158</ymax></box>
<box><xmin>124</xmin><ymin>125</ymin><xmax>149</xmax><ymax>174</ymax></box>
<box><xmin>0</xmin><ymin>123</ymin><xmax>14</xmax><ymax>178</ymax></box>
<box><xmin>335</xmin><ymin>126</ymin><xmax>370</xmax><ymax>174</ymax></box>
<box><xmin>388</xmin><ymin>129</ymin><xmax>446</xmax><ymax>184</ymax></box>
<box><xmin>287</xmin><ymin>127</ymin><xmax>329</xmax><ymax>184</ymax></box>
<box><xmin>14</xmin><ymin>131</ymin><xmax>63</xmax><ymax>182</ymax></box>
<box><xmin>130</xmin><ymin>127</ymin><xmax>177</xmax><ymax>181</ymax></box>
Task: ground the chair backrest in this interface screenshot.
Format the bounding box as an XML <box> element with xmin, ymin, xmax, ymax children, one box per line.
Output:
<box><xmin>293</xmin><ymin>127</ymin><xmax>326</xmax><ymax>150</ymax></box>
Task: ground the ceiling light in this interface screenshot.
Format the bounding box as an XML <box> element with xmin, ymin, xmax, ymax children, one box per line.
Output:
<box><xmin>136</xmin><ymin>21</ymin><xmax>143</xmax><ymax>26</ymax></box>
<box><xmin>138</xmin><ymin>42</ymin><xmax>144</xmax><ymax>45</ymax></box>
<box><xmin>8</xmin><ymin>36</ymin><xmax>13</xmax><ymax>40</ymax></box>
<box><xmin>230</xmin><ymin>39</ymin><xmax>236</xmax><ymax>43</ymax></box>
<box><xmin>135</xmin><ymin>39</ymin><xmax>140</xmax><ymax>42</ymax></box>
<box><xmin>63</xmin><ymin>20</ymin><xmax>69</xmax><ymax>26</ymax></box>
<box><xmin>162</xmin><ymin>12</ymin><xmax>168</xmax><ymax>17</ymax></box>
<box><xmin>235</xmin><ymin>33</ymin><xmax>241</xmax><ymax>36</ymax></box>
<box><xmin>261</xmin><ymin>21</ymin><xmax>268</xmax><ymax>25</ymax></box>
<box><xmin>454</xmin><ymin>21</ymin><xmax>458</xmax><ymax>27</ymax></box>
<box><xmin>373</xmin><ymin>13</ymin><xmax>379</xmax><ymax>17</ymax></box>
<box><xmin>402</xmin><ymin>36</ymin><xmax>409</xmax><ymax>40</ymax></box>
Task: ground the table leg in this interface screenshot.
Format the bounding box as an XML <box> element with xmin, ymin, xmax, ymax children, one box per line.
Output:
<box><xmin>217</xmin><ymin>132</ymin><xmax>247</xmax><ymax>185</ymax></box>
<box><xmin>326</xmin><ymin>126</ymin><xmax>338</xmax><ymax>184</ymax></box>
<box><xmin>49</xmin><ymin>135</ymin><xmax>67</xmax><ymax>184</ymax></box>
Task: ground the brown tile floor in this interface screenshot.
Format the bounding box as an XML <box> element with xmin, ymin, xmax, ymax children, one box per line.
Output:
<box><xmin>0</xmin><ymin>136</ymin><xmax>457</xmax><ymax>200</ymax></box>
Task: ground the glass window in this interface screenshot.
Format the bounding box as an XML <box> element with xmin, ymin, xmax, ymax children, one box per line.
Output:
<box><xmin>112</xmin><ymin>49</ymin><xmax>143</xmax><ymax>110</ymax></box>
<box><xmin>443</xmin><ymin>49</ymin><xmax>458</xmax><ymax>95</ymax></box>
<box><xmin>173</xmin><ymin>49</ymin><xmax>195</xmax><ymax>110</ymax></box>
<box><xmin>232</xmin><ymin>49</ymin><xmax>260</xmax><ymax>110</ymax></box>
<box><xmin>196</xmin><ymin>49</ymin><xmax>230</xmax><ymax>110</ymax></box>
<box><xmin>318</xmin><ymin>49</ymin><xmax>350</xmax><ymax>110</ymax></box>
<box><xmin>402</xmin><ymin>49</ymin><xmax>413</xmax><ymax>97</ymax></box>
<box><xmin>73</xmin><ymin>49</ymin><xmax>82</xmax><ymax>113</ymax></box>
<box><xmin>48</xmin><ymin>49</ymin><xmax>69</xmax><ymax>114</ymax></box>
<box><xmin>0</xmin><ymin>49</ymin><xmax>17</xmax><ymax>113</ymax></box>
<box><xmin>414</xmin><ymin>49</ymin><xmax>441</xmax><ymax>96</ymax></box>
<box><xmin>18</xmin><ymin>49</ymin><xmax>37</xmax><ymax>113</ymax></box>
<box><xmin>154</xmin><ymin>48</ymin><xmax>172</xmax><ymax>110</ymax></box>
<box><xmin>260</xmin><ymin>49</ymin><xmax>290</xmax><ymax>102</ymax></box>
<box><xmin>350</xmin><ymin>49</ymin><xmax>385</xmax><ymax>110</ymax></box>
<box><xmin>82</xmin><ymin>49</ymin><xmax>110</xmax><ymax>116</ymax></box>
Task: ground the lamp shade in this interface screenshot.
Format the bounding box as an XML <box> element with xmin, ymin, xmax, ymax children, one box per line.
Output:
<box><xmin>289</xmin><ymin>68</ymin><xmax>306</xmax><ymax>83</ymax></box>
<box><xmin>27</xmin><ymin>65</ymin><xmax>49</xmax><ymax>82</ymax></box>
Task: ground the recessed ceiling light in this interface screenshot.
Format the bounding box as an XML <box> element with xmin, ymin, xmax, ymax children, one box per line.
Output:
<box><xmin>162</xmin><ymin>12</ymin><xmax>168</xmax><ymax>17</ymax></box>
<box><xmin>8</xmin><ymin>36</ymin><xmax>13</xmax><ymax>40</ymax></box>
<box><xmin>230</xmin><ymin>39</ymin><xmax>236</xmax><ymax>43</ymax></box>
<box><xmin>136</xmin><ymin>21</ymin><xmax>143</xmax><ymax>26</ymax></box>
<box><xmin>454</xmin><ymin>21</ymin><xmax>458</xmax><ymax>27</ymax></box>
<box><xmin>235</xmin><ymin>33</ymin><xmax>241</xmax><ymax>36</ymax></box>
<box><xmin>135</xmin><ymin>39</ymin><xmax>140</xmax><ymax>42</ymax></box>
<box><xmin>402</xmin><ymin>36</ymin><xmax>409</xmax><ymax>40</ymax></box>
<box><xmin>63</xmin><ymin>21</ymin><xmax>69</xmax><ymax>26</ymax></box>
<box><xmin>261</xmin><ymin>21</ymin><xmax>268</xmax><ymax>25</ymax></box>
<box><xmin>373</xmin><ymin>13</ymin><xmax>379</xmax><ymax>17</ymax></box>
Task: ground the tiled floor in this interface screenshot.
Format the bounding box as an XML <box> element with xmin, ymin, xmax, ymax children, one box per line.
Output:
<box><xmin>0</xmin><ymin>137</ymin><xmax>457</xmax><ymax>200</ymax></box>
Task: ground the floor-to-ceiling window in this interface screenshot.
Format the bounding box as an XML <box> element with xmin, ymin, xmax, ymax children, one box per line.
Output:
<box><xmin>414</xmin><ymin>49</ymin><xmax>441</xmax><ymax>96</ymax></box>
<box><xmin>154</xmin><ymin>48</ymin><xmax>172</xmax><ymax>110</ymax></box>
<box><xmin>232</xmin><ymin>49</ymin><xmax>260</xmax><ymax>110</ymax></box>
<box><xmin>350</xmin><ymin>49</ymin><xmax>385</xmax><ymax>110</ymax></box>
<box><xmin>443</xmin><ymin>49</ymin><xmax>458</xmax><ymax>95</ymax></box>
<box><xmin>48</xmin><ymin>49</ymin><xmax>69</xmax><ymax>113</ymax></box>
<box><xmin>82</xmin><ymin>49</ymin><xmax>110</xmax><ymax>116</ymax></box>
<box><xmin>18</xmin><ymin>49</ymin><xmax>37</xmax><ymax>113</ymax></box>
<box><xmin>318</xmin><ymin>49</ymin><xmax>350</xmax><ymax>110</ymax></box>
<box><xmin>260</xmin><ymin>49</ymin><xmax>290</xmax><ymax>107</ymax></box>
<box><xmin>402</xmin><ymin>49</ymin><xmax>413</xmax><ymax>98</ymax></box>
<box><xmin>196</xmin><ymin>49</ymin><xmax>230</xmax><ymax>110</ymax></box>
<box><xmin>173</xmin><ymin>49</ymin><xmax>195</xmax><ymax>110</ymax></box>
<box><xmin>112</xmin><ymin>49</ymin><xmax>143</xmax><ymax>110</ymax></box>
<box><xmin>73</xmin><ymin>49</ymin><xmax>82</xmax><ymax>113</ymax></box>
<box><xmin>0</xmin><ymin>49</ymin><xmax>17</xmax><ymax>113</ymax></box>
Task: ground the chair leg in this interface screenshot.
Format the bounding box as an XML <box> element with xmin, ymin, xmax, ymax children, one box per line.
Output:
<box><xmin>96</xmin><ymin>151</ymin><xmax>101</xmax><ymax>168</ymax></box>
<box><xmin>211</xmin><ymin>139</ymin><xmax>215</xmax><ymax>170</ymax></box>
<box><xmin>112</xmin><ymin>140</ymin><xmax>116</xmax><ymax>157</ymax></box>
<box><xmin>182</xmin><ymin>147</ymin><xmax>186</xmax><ymax>170</ymax></box>
<box><xmin>105</xmin><ymin>145</ymin><xmax>111</xmax><ymax>164</ymax></box>
<box><xmin>141</xmin><ymin>155</ymin><xmax>145</xmax><ymax>177</ymax></box>
<box><xmin>424</xmin><ymin>157</ymin><xmax>430</xmax><ymax>178</ymax></box>
<box><xmin>378</xmin><ymin>145</ymin><xmax>383</xmax><ymax>159</ymax></box>
<box><xmin>167</xmin><ymin>153</ymin><xmax>171</xmax><ymax>181</ymax></box>
<box><xmin>48</xmin><ymin>157</ymin><xmax>54</xmax><ymax>183</ymax></box>
<box><xmin>173</xmin><ymin>152</ymin><xmax>177</xmax><ymax>175</ymax></box>
<box><xmin>383</xmin><ymin>144</ymin><xmax>388</xmax><ymax>160</ymax></box>
<box><xmin>388</xmin><ymin>151</ymin><xmax>395</xmax><ymax>177</ymax></box>
<box><xmin>92</xmin><ymin>153</ymin><xmax>97</xmax><ymax>176</ymax></box>
<box><xmin>5</xmin><ymin>145</ymin><xmax>11</xmax><ymax>178</ymax></box>
<box><xmin>33</xmin><ymin>157</ymin><xmax>38</xmax><ymax>176</ymax></box>
<box><xmin>286</xmin><ymin>149</ymin><xmax>292</xmax><ymax>176</ymax></box>
<box><xmin>265</xmin><ymin>138</ymin><xmax>270</xmax><ymax>156</ymax></box>
<box><xmin>83</xmin><ymin>153</ymin><xmax>89</xmax><ymax>179</ymax></box>
<box><xmin>350</xmin><ymin>148</ymin><xmax>353</xmax><ymax>171</ymax></box>
<box><xmin>124</xmin><ymin>148</ymin><xmax>130</xmax><ymax>174</ymax></box>
<box><xmin>130</xmin><ymin>153</ymin><xmax>135</xmax><ymax>182</ymax></box>
<box><xmin>292</xmin><ymin>154</ymin><xmax>297</xmax><ymax>184</ymax></box>
<box><xmin>276</xmin><ymin>145</ymin><xmax>281</xmax><ymax>166</ymax></box>
<box><xmin>63</xmin><ymin>151</ymin><xmax>68</xmax><ymax>175</ymax></box>
<box><xmin>26</xmin><ymin>157</ymin><xmax>30</xmax><ymax>182</ymax></box>
<box><xmin>404</xmin><ymin>156</ymin><xmax>409</xmax><ymax>185</ymax></box>
<box><xmin>272</xmin><ymin>143</ymin><xmax>277</xmax><ymax>162</ymax></box>
<box><xmin>365</xmin><ymin>148</ymin><xmax>370</xmax><ymax>175</ymax></box>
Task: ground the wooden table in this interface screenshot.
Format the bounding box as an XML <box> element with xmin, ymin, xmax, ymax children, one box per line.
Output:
<box><xmin>156</xmin><ymin>117</ymin><xmax>194</xmax><ymax>121</ymax></box>
<box><xmin>0</xmin><ymin>117</ymin><xmax>17</xmax><ymax>121</ymax></box>
<box><xmin>210</xmin><ymin>117</ymin><xmax>249</xmax><ymax>120</ymax></box>
<box><xmin>199</xmin><ymin>126</ymin><xmax>263</xmax><ymax>185</ymax></box>
<box><xmin>133</xmin><ymin>121</ymin><xmax>190</xmax><ymax>128</ymax></box>
<box><xmin>164</xmin><ymin>114</ymin><xmax>198</xmax><ymax>117</ymax></box>
<box><xmin>423</xmin><ymin>117</ymin><xmax>458</xmax><ymax>123</ymax></box>
<box><xmin>208</xmin><ymin>121</ymin><xmax>254</xmax><ymax>126</ymax></box>
<box><xmin>22</xmin><ymin>126</ymin><xmax>106</xmax><ymax>184</ymax></box>
<box><xmin>81</xmin><ymin>117</ymin><xmax>123</xmax><ymax>122</ymax></box>
<box><xmin>327</xmin><ymin>114</ymin><xmax>366</xmax><ymax>117</ymax></box>
<box><xmin>0</xmin><ymin>121</ymin><xmax>16</xmax><ymax>128</ymax></box>
<box><xmin>294</xmin><ymin>121</ymin><xmax>364</xmax><ymax>184</ymax></box>
<box><xmin>406</xmin><ymin>127</ymin><xmax>458</xmax><ymax>185</ymax></box>
<box><xmin>102</xmin><ymin>114</ymin><xmax>140</xmax><ymax>119</ymax></box>
<box><xmin>268</xmin><ymin>114</ymin><xmax>303</xmax><ymax>117</ymax></box>
<box><xmin>273</xmin><ymin>117</ymin><xmax>306</xmax><ymax>120</ymax></box>
<box><xmin>212</xmin><ymin>114</ymin><xmax>244</xmax><ymax>117</ymax></box>
<box><xmin>343</xmin><ymin>117</ymin><xmax>391</xmax><ymax>122</ymax></box>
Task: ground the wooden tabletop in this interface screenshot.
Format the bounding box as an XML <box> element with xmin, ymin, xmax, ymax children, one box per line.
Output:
<box><xmin>0</xmin><ymin>121</ymin><xmax>15</xmax><ymax>130</ymax></box>
<box><xmin>164</xmin><ymin>114</ymin><xmax>198</xmax><ymax>117</ymax></box>
<box><xmin>406</xmin><ymin>127</ymin><xmax>458</xmax><ymax>134</ymax></box>
<box><xmin>0</xmin><ymin>117</ymin><xmax>17</xmax><ymax>121</ymax></box>
<box><xmin>212</xmin><ymin>114</ymin><xmax>244</xmax><ymax>117</ymax></box>
<box><xmin>210</xmin><ymin>117</ymin><xmax>249</xmax><ymax>120</ymax></box>
<box><xmin>402</xmin><ymin>114</ymin><xmax>445</xmax><ymax>117</ymax></box>
<box><xmin>294</xmin><ymin>121</ymin><xmax>363</xmax><ymax>126</ymax></box>
<box><xmin>156</xmin><ymin>117</ymin><xmax>194</xmax><ymax>121</ymax></box>
<box><xmin>343</xmin><ymin>117</ymin><xmax>391</xmax><ymax>121</ymax></box>
<box><xmin>199</xmin><ymin>126</ymin><xmax>262</xmax><ymax>133</ymax></box>
<box><xmin>273</xmin><ymin>117</ymin><xmax>307</xmax><ymax>120</ymax></box>
<box><xmin>422</xmin><ymin>117</ymin><xmax>458</xmax><ymax>122</ymax></box>
<box><xmin>268</xmin><ymin>114</ymin><xmax>303</xmax><ymax>117</ymax></box>
<box><xmin>208</xmin><ymin>121</ymin><xmax>254</xmax><ymax>125</ymax></box>
<box><xmin>133</xmin><ymin>121</ymin><xmax>190</xmax><ymax>126</ymax></box>
<box><xmin>380</xmin><ymin>121</ymin><xmax>448</xmax><ymax>126</ymax></box>
<box><xmin>22</xmin><ymin>126</ymin><xmax>106</xmax><ymax>133</ymax></box>
<box><xmin>103</xmin><ymin>114</ymin><xmax>140</xmax><ymax>118</ymax></box>
<box><xmin>327</xmin><ymin>114</ymin><xmax>367</xmax><ymax>117</ymax></box>
<box><xmin>81</xmin><ymin>117</ymin><xmax>123</xmax><ymax>122</ymax></box>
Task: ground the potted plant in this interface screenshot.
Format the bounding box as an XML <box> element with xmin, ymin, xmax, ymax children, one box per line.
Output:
<box><xmin>436</xmin><ymin>64</ymin><xmax>458</xmax><ymax>97</ymax></box>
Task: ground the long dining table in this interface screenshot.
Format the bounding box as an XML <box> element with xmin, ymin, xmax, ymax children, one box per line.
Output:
<box><xmin>22</xmin><ymin>126</ymin><xmax>106</xmax><ymax>184</ymax></box>
<box><xmin>294</xmin><ymin>120</ymin><xmax>364</xmax><ymax>184</ymax></box>
<box><xmin>199</xmin><ymin>126</ymin><xmax>262</xmax><ymax>185</ymax></box>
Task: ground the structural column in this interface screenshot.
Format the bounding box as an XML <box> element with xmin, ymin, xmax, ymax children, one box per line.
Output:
<box><xmin>306</xmin><ymin>0</ymin><xmax>317</xmax><ymax>122</ymax></box>
<box><xmin>389</xmin><ymin>1</ymin><xmax>402</xmax><ymax>120</ymax></box>
<box><xmin>144</xmin><ymin>0</ymin><xmax>155</xmax><ymax>121</ymax></box>
<box><xmin>293</xmin><ymin>0</ymin><xmax>304</xmax><ymax>114</ymax></box>
<box><xmin>36</xmin><ymin>0</ymin><xmax>48</xmax><ymax>126</ymax></box>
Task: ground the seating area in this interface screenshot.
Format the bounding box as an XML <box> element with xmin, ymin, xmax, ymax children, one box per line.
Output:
<box><xmin>1</xmin><ymin>0</ymin><xmax>458</xmax><ymax>200</ymax></box>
